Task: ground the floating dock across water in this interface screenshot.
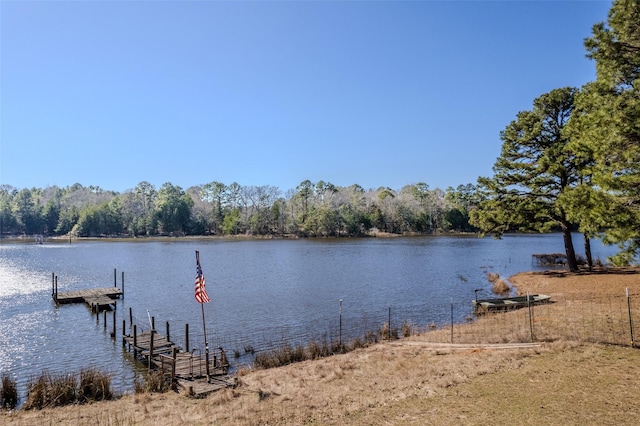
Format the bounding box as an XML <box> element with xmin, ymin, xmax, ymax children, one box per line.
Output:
<box><xmin>54</xmin><ymin>287</ymin><xmax>123</xmax><ymax>311</ymax></box>
<box><xmin>51</xmin><ymin>271</ymin><xmax>123</xmax><ymax>311</ymax></box>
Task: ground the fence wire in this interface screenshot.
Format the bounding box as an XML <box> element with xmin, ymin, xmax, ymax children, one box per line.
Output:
<box><xmin>116</xmin><ymin>292</ymin><xmax>640</xmax><ymax>372</ymax></box>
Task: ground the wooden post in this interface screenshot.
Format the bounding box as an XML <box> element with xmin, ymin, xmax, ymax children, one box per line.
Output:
<box><xmin>122</xmin><ymin>320</ymin><xmax>126</xmax><ymax>346</ymax></box>
<box><xmin>171</xmin><ymin>347</ymin><xmax>177</xmax><ymax>382</ymax></box>
<box><xmin>151</xmin><ymin>316</ymin><xmax>155</xmax><ymax>331</ymax></box>
<box><xmin>129</xmin><ymin>307</ymin><xmax>133</xmax><ymax>329</ymax></box>
<box><xmin>54</xmin><ymin>276</ymin><xmax>58</xmax><ymax>302</ymax></box>
<box><xmin>133</xmin><ymin>325</ymin><xmax>138</xmax><ymax>357</ymax></box>
<box><xmin>149</xmin><ymin>330</ymin><xmax>155</xmax><ymax>371</ymax></box>
<box><xmin>114</xmin><ymin>268</ymin><xmax>117</xmax><ymax>287</ymax></box>
<box><xmin>185</xmin><ymin>323</ymin><xmax>190</xmax><ymax>352</ymax></box>
<box><xmin>103</xmin><ymin>310</ymin><xmax>107</xmax><ymax>329</ymax></box>
<box><xmin>166</xmin><ymin>321</ymin><xmax>170</xmax><ymax>343</ymax></box>
<box><xmin>51</xmin><ymin>272</ymin><xmax>55</xmax><ymax>299</ymax></box>
<box><xmin>112</xmin><ymin>310</ymin><xmax>116</xmax><ymax>338</ymax></box>
<box><xmin>121</xmin><ymin>271</ymin><xmax>125</xmax><ymax>298</ymax></box>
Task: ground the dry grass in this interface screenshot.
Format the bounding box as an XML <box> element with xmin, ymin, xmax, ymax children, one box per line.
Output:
<box><xmin>1</xmin><ymin>375</ymin><xmax>18</xmax><ymax>410</ymax></box>
<box><xmin>487</xmin><ymin>272</ymin><xmax>511</xmax><ymax>294</ymax></box>
<box><xmin>3</xmin><ymin>267</ymin><xmax>640</xmax><ymax>424</ymax></box>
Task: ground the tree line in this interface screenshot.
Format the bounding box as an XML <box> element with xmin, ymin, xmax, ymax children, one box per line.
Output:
<box><xmin>0</xmin><ymin>181</ymin><xmax>479</xmax><ymax>239</ymax></box>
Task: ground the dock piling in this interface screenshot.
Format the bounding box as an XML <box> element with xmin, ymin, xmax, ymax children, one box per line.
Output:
<box><xmin>149</xmin><ymin>331</ymin><xmax>154</xmax><ymax>371</ymax></box>
<box><xmin>112</xmin><ymin>310</ymin><xmax>116</xmax><ymax>338</ymax></box>
<box><xmin>133</xmin><ymin>325</ymin><xmax>138</xmax><ymax>357</ymax></box>
<box><xmin>185</xmin><ymin>323</ymin><xmax>189</xmax><ymax>352</ymax></box>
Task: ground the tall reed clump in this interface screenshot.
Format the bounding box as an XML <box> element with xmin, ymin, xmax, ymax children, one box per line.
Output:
<box><xmin>254</xmin><ymin>342</ymin><xmax>307</xmax><ymax>369</ymax></box>
<box><xmin>1</xmin><ymin>374</ymin><xmax>18</xmax><ymax>410</ymax></box>
<box><xmin>379</xmin><ymin>322</ymin><xmax>399</xmax><ymax>341</ymax></box>
<box><xmin>22</xmin><ymin>368</ymin><xmax>114</xmax><ymax>410</ymax></box>
<box><xmin>487</xmin><ymin>272</ymin><xmax>510</xmax><ymax>294</ymax></box>
<box><xmin>78</xmin><ymin>368</ymin><xmax>112</xmax><ymax>402</ymax></box>
<box><xmin>23</xmin><ymin>372</ymin><xmax>77</xmax><ymax>410</ymax></box>
<box><xmin>134</xmin><ymin>371</ymin><xmax>171</xmax><ymax>394</ymax></box>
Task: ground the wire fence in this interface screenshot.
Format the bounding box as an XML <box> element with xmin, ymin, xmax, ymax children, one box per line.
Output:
<box><xmin>121</xmin><ymin>290</ymin><xmax>640</xmax><ymax>372</ymax></box>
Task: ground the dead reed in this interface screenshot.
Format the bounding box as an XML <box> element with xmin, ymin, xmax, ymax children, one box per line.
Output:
<box><xmin>78</xmin><ymin>368</ymin><xmax>112</xmax><ymax>402</ymax></box>
<box><xmin>22</xmin><ymin>368</ymin><xmax>114</xmax><ymax>410</ymax></box>
<box><xmin>253</xmin><ymin>323</ymin><xmax>410</xmax><ymax>370</ymax></box>
<box><xmin>1</xmin><ymin>374</ymin><xmax>18</xmax><ymax>410</ymax></box>
<box><xmin>23</xmin><ymin>372</ymin><xmax>77</xmax><ymax>410</ymax></box>
<box><xmin>134</xmin><ymin>371</ymin><xmax>170</xmax><ymax>394</ymax></box>
<box><xmin>487</xmin><ymin>272</ymin><xmax>511</xmax><ymax>294</ymax></box>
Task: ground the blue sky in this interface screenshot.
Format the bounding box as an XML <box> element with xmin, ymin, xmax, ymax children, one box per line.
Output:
<box><xmin>1</xmin><ymin>0</ymin><xmax>612</xmax><ymax>194</ymax></box>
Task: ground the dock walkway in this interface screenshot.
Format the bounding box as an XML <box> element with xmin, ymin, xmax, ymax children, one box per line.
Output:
<box><xmin>123</xmin><ymin>329</ymin><xmax>234</xmax><ymax>396</ymax></box>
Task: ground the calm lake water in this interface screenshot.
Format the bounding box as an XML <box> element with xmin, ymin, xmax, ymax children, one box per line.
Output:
<box><xmin>0</xmin><ymin>234</ymin><xmax>620</xmax><ymax>398</ymax></box>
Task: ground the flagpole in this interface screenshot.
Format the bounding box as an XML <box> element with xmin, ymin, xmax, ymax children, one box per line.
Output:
<box><xmin>196</xmin><ymin>250</ymin><xmax>211</xmax><ymax>382</ymax></box>
<box><xmin>201</xmin><ymin>301</ymin><xmax>211</xmax><ymax>382</ymax></box>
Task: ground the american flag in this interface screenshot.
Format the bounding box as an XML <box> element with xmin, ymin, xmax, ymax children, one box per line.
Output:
<box><xmin>194</xmin><ymin>251</ymin><xmax>211</xmax><ymax>304</ymax></box>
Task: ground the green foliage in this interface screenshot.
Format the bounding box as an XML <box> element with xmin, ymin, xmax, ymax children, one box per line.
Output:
<box><xmin>470</xmin><ymin>87</ymin><xmax>583</xmax><ymax>270</ymax></box>
<box><xmin>567</xmin><ymin>0</ymin><xmax>640</xmax><ymax>264</ymax></box>
<box><xmin>221</xmin><ymin>208</ymin><xmax>241</xmax><ymax>235</ymax></box>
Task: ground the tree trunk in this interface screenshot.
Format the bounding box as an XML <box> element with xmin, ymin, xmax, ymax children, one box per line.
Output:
<box><xmin>583</xmin><ymin>233</ymin><xmax>593</xmax><ymax>271</ymax></box>
<box><xmin>561</xmin><ymin>222</ymin><xmax>579</xmax><ymax>272</ymax></box>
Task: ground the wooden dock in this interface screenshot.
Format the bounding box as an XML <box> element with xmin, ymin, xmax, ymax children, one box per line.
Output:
<box><xmin>123</xmin><ymin>329</ymin><xmax>234</xmax><ymax>396</ymax></box>
<box><xmin>50</xmin><ymin>270</ymin><xmax>233</xmax><ymax>397</ymax></box>
<box><xmin>54</xmin><ymin>287</ymin><xmax>123</xmax><ymax>311</ymax></box>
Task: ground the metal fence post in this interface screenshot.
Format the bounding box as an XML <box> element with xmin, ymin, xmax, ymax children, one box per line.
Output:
<box><xmin>450</xmin><ymin>300</ymin><xmax>454</xmax><ymax>344</ymax></box>
<box><xmin>627</xmin><ymin>288</ymin><xmax>635</xmax><ymax>348</ymax></box>
<box><xmin>527</xmin><ymin>292</ymin><xmax>534</xmax><ymax>342</ymax></box>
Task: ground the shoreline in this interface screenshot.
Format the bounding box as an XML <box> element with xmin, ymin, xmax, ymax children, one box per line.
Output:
<box><xmin>4</xmin><ymin>268</ymin><xmax>640</xmax><ymax>424</ymax></box>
